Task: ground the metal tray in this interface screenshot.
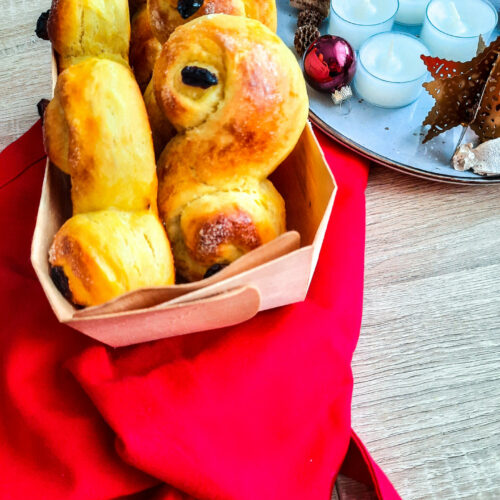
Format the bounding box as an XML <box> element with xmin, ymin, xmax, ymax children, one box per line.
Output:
<box><xmin>276</xmin><ymin>0</ymin><xmax>500</xmax><ymax>184</ymax></box>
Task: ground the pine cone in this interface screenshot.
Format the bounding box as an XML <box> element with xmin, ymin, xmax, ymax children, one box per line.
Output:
<box><xmin>290</xmin><ymin>0</ymin><xmax>329</xmax><ymax>19</ymax></box>
<box><xmin>297</xmin><ymin>8</ymin><xmax>324</xmax><ymax>28</ymax></box>
<box><xmin>294</xmin><ymin>25</ymin><xmax>320</xmax><ymax>57</ymax></box>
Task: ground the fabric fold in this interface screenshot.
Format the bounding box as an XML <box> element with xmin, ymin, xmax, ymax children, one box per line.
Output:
<box><xmin>0</xmin><ymin>122</ymin><xmax>400</xmax><ymax>500</ymax></box>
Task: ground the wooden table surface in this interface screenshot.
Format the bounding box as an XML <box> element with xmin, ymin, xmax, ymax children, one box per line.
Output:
<box><xmin>2</xmin><ymin>2</ymin><xmax>499</xmax><ymax>499</ymax></box>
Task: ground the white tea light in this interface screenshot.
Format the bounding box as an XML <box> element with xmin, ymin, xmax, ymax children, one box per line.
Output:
<box><xmin>329</xmin><ymin>0</ymin><xmax>399</xmax><ymax>50</ymax></box>
<box><xmin>421</xmin><ymin>0</ymin><xmax>498</xmax><ymax>61</ymax></box>
<box><xmin>395</xmin><ymin>0</ymin><xmax>431</xmax><ymax>26</ymax></box>
<box><xmin>354</xmin><ymin>32</ymin><xmax>430</xmax><ymax>108</ymax></box>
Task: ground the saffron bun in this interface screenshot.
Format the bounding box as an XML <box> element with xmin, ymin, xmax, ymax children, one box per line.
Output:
<box><xmin>140</xmin><ymin>0</ymin><xmax>277</xmax><ymax>154</ymax></box>
<box><xmin>155</xmin><ymin>15</ymin><xmax>308</xmax><ymax>281</ymax></box>
<box><xmin>47</xmin><ymin>0</ymin><xmax>131</xmax><ymax>71</ymax></box>
<box><xmin>49</xmin><ymin>211</ymin><xmax>175</xmax><ymax>307</ymax></box>
<box><xmin>43</xmin><ymin>57</ymin><xmax>175</xmax><ymax>306</ymax></box>
<box><xmin>44</xmin><ymin>58</ymin><xmax>157</xmax><ymax>214</ymax></box>
<box><xmin>148</xmin><ymin>0</ymin><xmax>277</xmax><ymax>44</ymax></box>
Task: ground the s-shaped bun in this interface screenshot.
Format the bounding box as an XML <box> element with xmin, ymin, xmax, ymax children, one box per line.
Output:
<box><xmin>155</xmin><ymin>15</ymin><xmax>308</xmax><ymax>281</ymax></box>
<box><xmin>44</xmin><ymin>58</ymin><xmax>175</xmax><ymax>306</ymax></box>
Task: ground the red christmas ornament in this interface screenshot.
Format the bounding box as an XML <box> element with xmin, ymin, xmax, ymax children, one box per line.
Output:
<box><xmin>304</xmin><ymin>35</ymin><xmax>356</xmax><ymax>94</ymax></box>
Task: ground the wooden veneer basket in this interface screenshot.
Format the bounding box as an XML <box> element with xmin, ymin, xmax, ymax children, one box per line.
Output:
<box><xmin>31</xmin><ymin>60</ymin><xmax>336</xmax><ymax>347</ymax></box>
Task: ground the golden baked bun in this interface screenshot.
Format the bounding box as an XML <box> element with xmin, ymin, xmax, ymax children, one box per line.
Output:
<box><xmin>130</xmin><ymin>4</ymin><xmax>162</xmax><ymax>91</ymax></box>
<box><xmin>44</xmin><ymin>57</ymin><xmax>175</xmax><ymax>306</ymax></box>
<box><xmin>148</xmin><ymin>0</ymin><xmax>277</xmax><ymax>44</ymax></box>
<box><xmin>49</xmin><ymin>211</ymin><xmax>175</xmax><ymax>307</ymax></box>
<box><xmin>44</xmin><ymin>58</ymin><xmax>157</xmax><ymax>215</ymax></box>
<box><xmin>156</xmin><ymin>15</ymin><xmax>308</xmax><ymax>281</ymax></box>
<box><xmin>47</xmin><ymin>0</ymin><xmax>131</xmax><ymax>71</ymax></box>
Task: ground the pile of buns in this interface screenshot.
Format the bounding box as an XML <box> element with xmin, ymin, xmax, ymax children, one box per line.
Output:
<box><xmin>39</xmin><ymin>0</ymin><xmax>308</xmax><ymax>307</ymax></box>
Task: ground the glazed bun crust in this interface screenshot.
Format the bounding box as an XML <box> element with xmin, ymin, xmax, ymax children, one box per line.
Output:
<box><xmin>161</xmin><ymin>176</ymin><xmax>286</xmax><ymax>280</ymax></box>
<box><xmin>44</xmin><ymin>58</ymin><xmax>157</xmax><ymax>215</ymax></box>
<box><xmin>49</xmin><ymin>211</ymin><xmax>175</xmax><ymax>307</ymax></box>
<box><xmin>156</xmin><ymin>15</ymin><xmax>308</xmax><ymax>281</ymax></box>
<box><xmin>47</xmin><ymin>0</ymin><xmax>130</xmax><ymax>71</ymax></box>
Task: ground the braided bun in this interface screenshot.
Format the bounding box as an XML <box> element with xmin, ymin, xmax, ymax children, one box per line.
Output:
<box><xmin>155</xmin><ymin>15</ymin><xmax>308</xmax><ymax>281</ymax></box>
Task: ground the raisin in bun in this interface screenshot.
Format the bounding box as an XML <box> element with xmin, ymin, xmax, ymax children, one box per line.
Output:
<box><xmin>44</xmin><ymin>58</ymin><xmax>175</xmax><ymax>306</ymax></box>
<box><xmin>46</xmin><ymin>0</ymin><xmax>131</xmax><ymax>71</ymax></box>
<box><xmin>155</xmin><ymin>15</ymin><xmax>308</xmax><ymax>281</ymax></box>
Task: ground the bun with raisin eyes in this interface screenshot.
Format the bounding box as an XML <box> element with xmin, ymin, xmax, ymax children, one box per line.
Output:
<box><xmin>155</xmin><ymin>15</ymin><xmax>308</xmax><ymax>281</ymax></box>
<box><xmin>140</xmin><ymin>0</ymin><xmax>278</xmax><ymax>155</ymax></box>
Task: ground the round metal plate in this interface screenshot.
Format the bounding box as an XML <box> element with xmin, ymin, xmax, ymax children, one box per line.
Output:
<box><xmin>276</xmin><ymin>0</ymin><xmax>500</xmax><ymax>185</ymax></box>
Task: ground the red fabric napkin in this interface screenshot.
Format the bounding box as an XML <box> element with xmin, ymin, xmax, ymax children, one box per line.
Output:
<box><xmin>0</xmin><ymin>121</ymin><xmax>401</xmax><ymax>500</ymax></box>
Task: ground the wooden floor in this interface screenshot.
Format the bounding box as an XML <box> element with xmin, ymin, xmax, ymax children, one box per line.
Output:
<box><xmin>1</xmin><ymin>1</ymin><xmax>500</xmax><ymax>498</ymax></box>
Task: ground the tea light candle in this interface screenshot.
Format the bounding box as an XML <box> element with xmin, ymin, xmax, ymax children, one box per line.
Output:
<box><xmin>329</xmin><ymin>0</ymin><xmax>399</xmax><ymax>50</ymax></box>
<box><xmin>395</xmin><ymin>0</ymin><xmax>431</xmax><ymax>25</ymax></box>
<box><xmin>354</xmin><ymin>32</ymin><xmax>430</xmax><ymax>108</ymax></box>
<box><xmin>421</xmin><ymin>0</ymin><xmax>498</xmax><ymax>61</ymax></box>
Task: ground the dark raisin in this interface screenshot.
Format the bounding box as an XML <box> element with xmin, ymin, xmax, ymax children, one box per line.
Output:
<box><xmin>181</xmin><ymin>66</ymin><xmax>218</xmax><ymax>89</ymax></box>
<box><xmin>177</xmin><ymin>0</ymin><xmax>204</xmax><ymax>19</ymax></box>
<box><xmin>35</xmin><ymin>10</ymin><xmax>51</xmax><ymax>40</ymax></box>
<box><xmin>37</xmin><ymin>98</ymin><xmax>50</xmax><ymax>122</ymax></box>
<box><xmin>50</xmin><ymin>266</ymin><xmax>73</xmax><ymax>302</ymax></box>
<box><xmin>203</xmin><ymin>263</ymin><xmax>228</xmax><ymax>279</ymax></box>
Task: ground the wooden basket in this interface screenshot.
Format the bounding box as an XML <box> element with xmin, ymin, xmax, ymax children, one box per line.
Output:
<box><xmin>31</xmin><ymin>60</ymin><xmax>336</xmax><ymax>347</ymax></box>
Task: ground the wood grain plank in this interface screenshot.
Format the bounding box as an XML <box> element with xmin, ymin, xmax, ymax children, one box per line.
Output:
<box><xmin>354</xmin><ymin>166</ymin><xmax>500</xmax><ymax>499</ymax></box>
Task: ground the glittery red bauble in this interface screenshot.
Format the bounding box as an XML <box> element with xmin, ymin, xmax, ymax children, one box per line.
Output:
<box><xmin>303</xmin><ymin>35</ymin><xmax>356</xmax><ymax>92</ymax></box>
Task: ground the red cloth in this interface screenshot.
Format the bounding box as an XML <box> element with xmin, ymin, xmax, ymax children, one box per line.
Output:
<box><xmin>0</xmin><ymin>122</ymin><xmax>401</xmax><ymax>500</ymax></box>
